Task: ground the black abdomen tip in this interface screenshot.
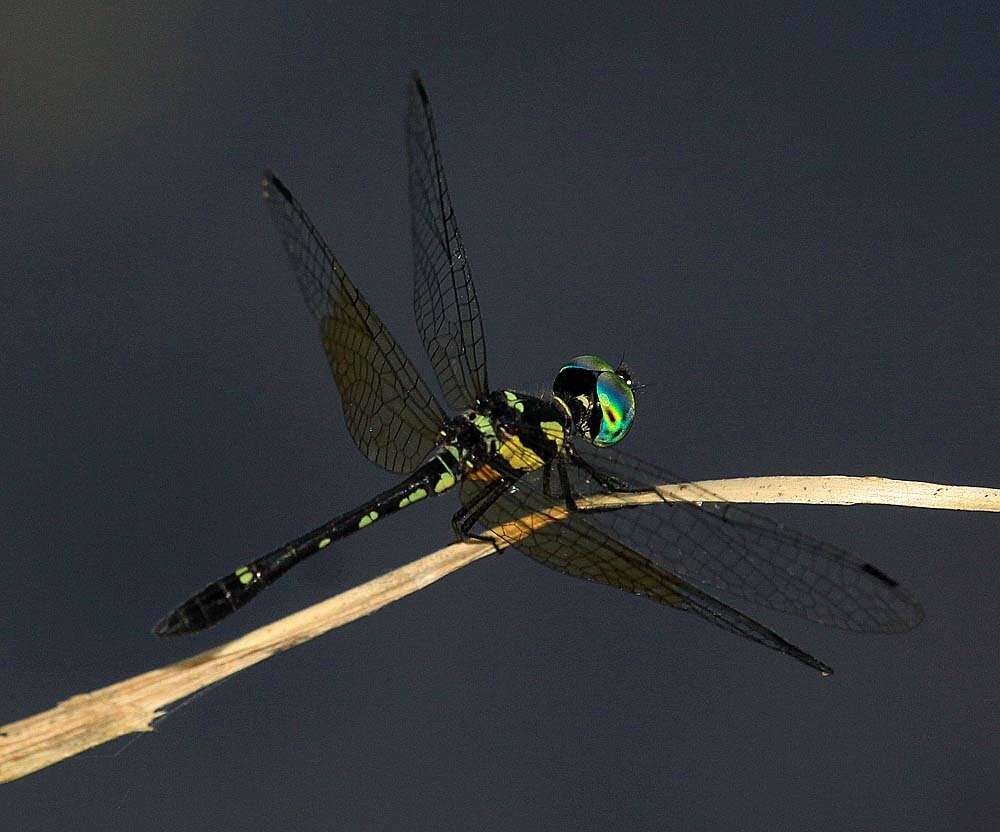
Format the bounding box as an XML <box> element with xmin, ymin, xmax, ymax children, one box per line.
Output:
<box><xmin>152</xmin><ymin>572</ymin><xmax>257</xmax><ymax>637</ymax></box>
<box><xmin>153</xmin><ymin>596</ymin><xmax>214</xmax><ymax>637</ymax></box>
<box><xmin>152</xmin><ymin>608</ymin><xmax>195</xmax><ymax>637</ymax></box>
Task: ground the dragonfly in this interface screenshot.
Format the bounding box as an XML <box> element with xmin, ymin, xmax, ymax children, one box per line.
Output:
<box><xmin>154</xmin><ymin>73</ymin><xmax>923</xmax><ymax>675</ymax></box>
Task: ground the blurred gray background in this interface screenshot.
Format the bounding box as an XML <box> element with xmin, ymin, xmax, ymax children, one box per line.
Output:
<box><xmin>3</xmin><ymin>3</ymin><xmax>997</xmax><ymax>830</ymax></box>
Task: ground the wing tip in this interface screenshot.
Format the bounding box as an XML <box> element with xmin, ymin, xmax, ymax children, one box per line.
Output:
<box><xmin>261</xmin><ymin>169</ymin><xmax>290</xmax><ymax>203</ymax></box>
<box><xmin>409</xmin><ymin>70</ymin><xmax>429</xmax><ymax>105</ymax></box>
<box><xmin>783</xmin><ymin>642</ymin><xmax>834</xmax><ymax>676</ymax></box>
<box><xmin>861</xmin><ymin>562</ymin><xmax>899</xmax><ymax>588</ymax></box>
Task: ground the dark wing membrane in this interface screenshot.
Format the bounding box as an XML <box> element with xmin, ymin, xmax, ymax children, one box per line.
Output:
<box><xmin>562</xmin><ymin>439</ymin><xmax>923</xmax><ymax>633</ymax></box>
<box><xmin>460</xmin><ymin>466</ymin><xmax>832</xmax><ymax>675</ymax></box>
<box><xmin>263</xmin><ymin>172</ymin><xmax>447</xmax><ymax>474</ymax></box>
<box><xmin>406</xmin><ymin>73</ymin><xmax>489</xmax><ymax>410</ymax></box>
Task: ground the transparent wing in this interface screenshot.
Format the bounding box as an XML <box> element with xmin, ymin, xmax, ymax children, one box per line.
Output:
<box><xmin>263</xmin><ymin>172</ymin><xmax>447</xmax><ymax>474</ymax></box>
<box><xmin>561</xmin><ymin>439</ymin><xmax>924</xmax><ymax>633</ymax></box>
<box><xmin>406</xmin><ymin>73</ymin><xmax>490</xmax><ymax>410</ymax></box>
<box><xmin>460</xmin><ymin>463</ymin><xmax>833</xmax><ymax>675</ymax></box>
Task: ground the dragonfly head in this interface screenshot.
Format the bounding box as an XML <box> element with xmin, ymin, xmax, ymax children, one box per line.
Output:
<box><xmin>552</xmin><ymin>355</ymin><xmax>635</xmax><ymax>447</ymax></box>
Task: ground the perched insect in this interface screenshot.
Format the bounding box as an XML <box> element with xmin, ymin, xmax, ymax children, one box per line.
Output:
<box><xmin>154</xmin><ymin>74</ymin><xmax>922</xmax><ymax>675</ymax></box>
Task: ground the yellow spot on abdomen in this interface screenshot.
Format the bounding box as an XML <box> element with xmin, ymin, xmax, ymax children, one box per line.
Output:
<box><xmin>318</xmin><ymin>537</ymin><xmax>332</xmax><ymax>549</ymax></box>
<box><xmin>400</xmin><ymin>487</ymin><xmax>428</xmax><ymax>508</ymax></box>
<box><xmin>434</xmin><ymin>471</ymin><xmax>456</xmax><ymax>493</ymax></box>
<box><xmin>358</xmin><ymin>510</ymin><xmax>379</xmax><ymax>528</ymax></box>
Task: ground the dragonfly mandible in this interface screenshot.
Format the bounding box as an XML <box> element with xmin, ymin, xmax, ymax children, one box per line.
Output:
<box><xmin>154</xmin><ymin>74</ymin><xmax>923</xmax><ymax>675</ymax></box>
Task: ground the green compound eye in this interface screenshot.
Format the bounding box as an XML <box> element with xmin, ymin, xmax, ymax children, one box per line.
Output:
<box><xmin>553</xmin><ymin>354</ymin><xmax>636</xmax><ymax>447</ymax></box>
<box><xmin>593</xmin><ymin>371</ymin><xmax>635</xmax><ymax>447</ymax></box>
<box><xmin>560</xmin><ymin>354</ymin><xmax>615</xmax><ymax>375</ymax></box>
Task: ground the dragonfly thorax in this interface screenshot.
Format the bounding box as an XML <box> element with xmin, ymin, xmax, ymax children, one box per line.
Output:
<box><xmin>446</xmin><ymin>390</ymin><xmax>570</xmax><ymax>474</ymax></box>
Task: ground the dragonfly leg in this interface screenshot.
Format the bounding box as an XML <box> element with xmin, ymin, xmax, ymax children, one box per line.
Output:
<box><xmin>556</xmin><ymin>460</ymin><xmax>580</xmax><ymax>512</ymax></box>
<box><xmin>566</xmin><ymin>446</ymin><xmax>634</xmax><ymax>493</ymax></box>
<box><xmin>561</xmin><ymin>450</ymin><xmax>648</xmax><ymax>515</ymax></box>
<box><xmin>546</xmin><ymin>456</ymin><xmax>623</xmax><ymax>514</ymax></box>
<box><xmin>452</xmin><ymin>473</ymin><xmax>518</xmax><ymax>548</ymax></box>
<box><xmin>541</xmin><ymin>461</ymin><xmax>554</xmax><ymax>498</ymax></box>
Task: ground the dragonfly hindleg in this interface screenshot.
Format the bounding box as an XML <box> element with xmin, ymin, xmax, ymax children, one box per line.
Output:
<box><xmin>452</xmin><ymin>472</ymin><xmax>520</xmax><ymax>548</ymax></box>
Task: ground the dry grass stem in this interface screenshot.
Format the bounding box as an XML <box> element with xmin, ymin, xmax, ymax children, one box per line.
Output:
<box><xmin>2</xmin><ymin>473</ymin><xmax>996</xmax><ymax>784</ymax></box>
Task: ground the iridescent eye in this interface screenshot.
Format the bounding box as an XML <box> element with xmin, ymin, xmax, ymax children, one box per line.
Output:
<box><xmin>561</xmin><ymin>354</ymin><xmax>614</xmax><ymax>375</ymax></box>
<box><xmin>552</xmin><ymin>354</ymin><xmax>636</xmax><ymax>446</ymax></box>
<box><xmin>593</xmin><ymin>371</ymin><xmax>635</xmax><ymax>447</ymax></box>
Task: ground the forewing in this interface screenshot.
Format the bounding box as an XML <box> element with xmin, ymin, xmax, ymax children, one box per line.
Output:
<box><xmin>565</xmin><ymin>440</ymin><xmax>924</xmax><ymax>633</ymax></box>
<box><xmin>406</xmin><ymin>73</ymin><xmax>490</xmax><ymax>410</ymax></box>
<box><xmin>263</xmin><ymin>172</ymin><xmax>447</xmax><ymax>474</ymax></box>
<box><xmin>460</xmin><ymin>467</ymin><xmax>832</xmax><ymax>675</ymax></box>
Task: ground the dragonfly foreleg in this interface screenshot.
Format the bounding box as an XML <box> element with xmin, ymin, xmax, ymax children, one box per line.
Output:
<box><xmin>562</xmin><ymin>449</ymin><xmax>645</xmax><ymax>515</ymax></box>
<box><xmin>566</xmin><ymin>446</ymin><xmax>635</xmax><ymax>493</ymax></box>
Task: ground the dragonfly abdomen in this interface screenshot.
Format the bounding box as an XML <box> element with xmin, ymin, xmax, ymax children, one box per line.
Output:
<box><xmin>154</xmin><ymin>447</ymin><xmax>463</xmax><ymax>636</ymax></box>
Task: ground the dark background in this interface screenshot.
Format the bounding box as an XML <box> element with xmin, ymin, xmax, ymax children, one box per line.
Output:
<box><xmin>3</xmin><ymin>3</ymin><xmax>997</xmax><ymax>830</ymax></box>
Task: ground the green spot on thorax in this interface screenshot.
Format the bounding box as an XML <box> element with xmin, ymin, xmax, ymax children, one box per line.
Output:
<box><xmin>472</xmin><ymin>413</ymin><xmax>497</xmax><ymax>438</ymax></box>
<box><xmin>503</xmin><ymin>390</ymin><xmax>525</xmax><ymax>412</ymax></box>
